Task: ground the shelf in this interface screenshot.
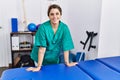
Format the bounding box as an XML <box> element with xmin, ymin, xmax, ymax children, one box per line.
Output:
<box><xmin>12</xmin><ymin>48</ymin><xmax>32</xmax><ymax>52</ymax></box>
<box><xmin>11</xmin><ymin>31</ymin><xmax>36</xmax><ymax>35</ymax></box>
<box><xmin>10</xmin><ymin>31</ymin><xmax>35</xmax><ymax>67</ymax></box>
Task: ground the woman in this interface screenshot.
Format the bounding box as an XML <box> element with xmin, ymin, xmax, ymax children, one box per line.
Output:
<box><xmin>27</xmin><ymin>4</ymin><xmax>78</xmax><ymax>72</ymax></box>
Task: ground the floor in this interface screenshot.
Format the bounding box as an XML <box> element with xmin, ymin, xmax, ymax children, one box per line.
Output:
<box><xmin>0</xmin><ymin>67</ymin><xmax>8</xmax><ymax>77</ymax></box>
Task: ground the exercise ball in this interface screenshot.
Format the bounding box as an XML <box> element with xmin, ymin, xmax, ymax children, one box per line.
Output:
<box><xmin>28</xmin><ymin>23</ymin><xmax>36</xmax><ymax>32</ymax></box>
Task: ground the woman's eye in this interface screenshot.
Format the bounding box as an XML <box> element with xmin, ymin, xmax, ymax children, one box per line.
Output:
<box><xmin>50</xmin><ymin>13</ymin><xmax>54</xmax><ymax>16</ymax></box>
<box><xmin>50</xmin><ymin>12</ymin><xmax>60</xmax><ymax>16</ymax></box>
<box><xmin>56</xmin><ymin>13</ymin><xmax>59</xmax><ymax>15</ymax></box>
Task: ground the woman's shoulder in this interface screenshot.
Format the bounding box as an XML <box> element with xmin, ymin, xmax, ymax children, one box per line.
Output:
<box><xmin>60</xmin><ymin>21</ymin><xmax>69</xmax><ymax>30</ymax></box>
<box><xmin>42</xmin><ymin>20</ymin><xmax>50</xmax><ymax>26</ymax></box>
<box><xmin>60</xmin><ymin>21</ymin><xmax>67</xmax><ymax>26</ymax></box>
<box><xmin>38</xmin><ymin>20</ymin><xmax>50</xmax><ymax>29</ymax></box>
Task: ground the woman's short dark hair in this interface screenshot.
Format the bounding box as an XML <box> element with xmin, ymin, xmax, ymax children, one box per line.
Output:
<box><xmin>47</xmin><ymin>4</ymin><xmax>62</xmax><ymax>16</ymax></box>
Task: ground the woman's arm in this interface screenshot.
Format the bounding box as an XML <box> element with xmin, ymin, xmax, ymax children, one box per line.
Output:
<box><xmin>26</xmin><ymin>47</ymin><xmax>46</xmax><ymax>72</ymax></box>
<box><xmin>64</xmin><ymin>51</ymin><xmax>78</xmax><ymax>67</ymax></box>
<box><xmin>37</xmin><ymin>47</ymin><xmax>46</xmax><ymax>68</ymax></box>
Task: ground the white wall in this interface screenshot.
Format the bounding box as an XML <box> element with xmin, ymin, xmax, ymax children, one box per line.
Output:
<box><xmin>0</xmin><ymin>0</ymin><xmax>18</xmax><ymax>66</ymax></box>
<box><xmin>17</xmin><ymin>0</ymin><xmax>41</xmax><ymax>31</ymax></box>
<box><xmin>68</xmin><ymin>0</ymin><xmax>101</xmax><ymax>60</ymax></box>
<box><xmin>98</xmin><ymin>0</ymin><xmax>120</xmax><ymax>58</ymax></box>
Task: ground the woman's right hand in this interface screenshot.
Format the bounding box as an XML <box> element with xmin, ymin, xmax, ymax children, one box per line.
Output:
<box><xmin>26</xmin><ymin>66</ymin><xmax>41</xmax><ymax>72</ymax></box>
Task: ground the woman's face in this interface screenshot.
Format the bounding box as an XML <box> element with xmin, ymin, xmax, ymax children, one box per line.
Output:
<box><xmin>48</xmin><ymin>8</ymin><xmax>61</xmax><ymax>25</ymax></box>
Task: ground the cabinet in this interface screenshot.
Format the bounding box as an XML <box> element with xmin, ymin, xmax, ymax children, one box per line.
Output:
<box><xmin>10</xmin><ymin>31</ymin><xmax>35</xmax><ymax>67</ymax></box>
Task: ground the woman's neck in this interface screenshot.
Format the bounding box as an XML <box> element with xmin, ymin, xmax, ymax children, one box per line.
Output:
<box><xmin>51</xmin><ymin>23</ymin><xmax>59</xmax><ymax>29</ymax></box>
<box><xmin>51</xmin><ymin>22</ymin><xmax>59</xmax><ymax>34</ymax></box>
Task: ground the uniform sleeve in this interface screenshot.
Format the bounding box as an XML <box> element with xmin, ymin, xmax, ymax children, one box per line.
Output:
<box><xmin>62</xmin><ymin>25</ymin><xmax>74</xmax><ymax>51</ymax></box>
<box><xmin>35</xmin><ymin>25</ymin><xmax>47</xmax><ymax>47</ymax></box>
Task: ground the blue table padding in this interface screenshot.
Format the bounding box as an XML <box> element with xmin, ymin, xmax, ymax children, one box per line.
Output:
<box><xmin>96</xmin><ymin>56</ymin><xmax>120</xmax><ymax>73</ymax></box>
<box><xmin>77</xmin><ymin>60</ymin><xmax>120</xmax><ymax>80</ymax></box>
<box><xmin>1</xmin><ymin>64</ymin><xmax>93</xmax><ymax>80</ymax></box>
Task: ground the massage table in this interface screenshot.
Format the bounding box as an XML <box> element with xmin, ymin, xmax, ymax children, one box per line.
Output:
<box><xmin>77</xmin><ymin>60</ymin><xmax>120</xmax><ymax>80</ymax></box>
<box><xmin>1</xmin><ymin>56</ymin><xmax>120</xmax><ymax>80</ymax></box>
<box><xmin>1</xmin><ymin>64</ymin><xmax>92</xmax><ymax>80</ymax></box>
<box><xmin>96</xmin><ymin>56</ymin><xmax>120</xmax><ymax>73</ymax></box>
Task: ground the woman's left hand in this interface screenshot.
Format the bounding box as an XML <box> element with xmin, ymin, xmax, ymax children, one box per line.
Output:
<box><xmin>65</xmin><ymin>62</ymin><xmax>78</xmax><ymax>67</ymax></box>
<box><xmin>26</xmin><ymin>66</ymin><xmax>41</xmax><ymax>72</ymax></box>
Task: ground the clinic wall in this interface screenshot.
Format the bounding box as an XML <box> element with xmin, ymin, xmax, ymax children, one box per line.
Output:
<box><xmin>67</xmin><ymin>0</ymin><xmax>102</xmax><ymax>60</ymax></box>
<box><xmin>16</xmin><ymin>0</ymin><xmax>41</xmax><ymax>31</ymax></box>
<box><xmin>98</xmin><ymin>0</ymin><xmax>120</xmax><ymax>58</ymax></box>
<box><xmin>0</xmin><ymin>0</ymin><xmax>18</xmax><ymax>66</ymax></box>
